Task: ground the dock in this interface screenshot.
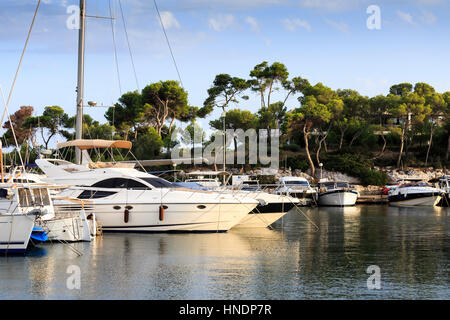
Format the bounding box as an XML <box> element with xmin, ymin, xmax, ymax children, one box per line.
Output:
<box><xmin>356</xmin><ymin>194</ymin><xmax>388</xmax><ymax>204</ymax></box>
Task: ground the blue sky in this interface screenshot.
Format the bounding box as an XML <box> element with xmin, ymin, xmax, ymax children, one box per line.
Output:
<box><xmin>1</xmin><ymin>0</ymin><xmax>449</xmax><ymax>142</ymax></box>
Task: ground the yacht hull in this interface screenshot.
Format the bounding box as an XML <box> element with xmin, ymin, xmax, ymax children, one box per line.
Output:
<box><xmin>437</xmin><ymin>193</ymin><xmax>449</xmax><ymax>207</ymax></box>
<box><xmin>0</xmin><ymin>214</ymin><xmax>35</xmax><ymax>254</ymax></box>
<box><xmin>37</xmin><ymin>212</ymin><xmax>93</xmax><ymax>242</ymax></box>
<box><xmin>234</xmin><ymin>211</ymin><xmax>288</xmax><ymax>228</ymax></box>
<box><xmin>318</xmin><ymin>190</ymin><xmax>358</xmax><ymax>207</ymax></box>
<box><xmin>231</xmin><ymin>192</ymin><xmax>297</xmax><ymax>228</ymax></box>
<box><xmin>54</xmin><ymin>202</ymin><xmax>254</xmax><ymax>232</ymax></box>
<box><xmin>389</xmin><ymin>193</ymin><xmax>441</xmax><ymax>207</ymax></box>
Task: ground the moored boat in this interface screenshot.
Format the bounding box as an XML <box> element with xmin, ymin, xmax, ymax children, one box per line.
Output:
<box><xmin>388</xmin><ymin>182</ymin><xmax>442</xmax><ymax>207</ymax></box>
<box><xmin>0</xmin><ymin>185</ymin><xmax>50</xmax><ymax>254</ymax></box>
<box><xmin>275</xmin><ymin>176</ymin><xmax>318</xmax><ymax>206</ymax></box>
<box><xmin>432</xmin><ymin>175</ymin><xmax>450</xmax><ymax>207</ymax></box>
<box><xmin>317</xmin><ymin>179</ymin><xmax>359</xmax><ymax>207</ymax></box>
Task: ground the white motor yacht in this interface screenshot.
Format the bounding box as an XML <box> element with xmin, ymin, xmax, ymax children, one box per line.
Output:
<box><xmin>317</xmin><ymin>179</ymin><xmax>359</xmax><ymax>207</ymax></box>
<box><xmin>185</xmin><ymin>171</ymin><xmax>225</xmax><ymax>188</ymax></box>
<box><xmin>53</xmin><ymin>176</ymin><xmax>258</xmax><ymax>232</ymax></box>
<box><xmin>35</xmin><ymin>141</ymin><xmax>259</xmax><ymax>232</ymax></box>
<box><xmin>176</xmin><ymin>178</ymin><xmax>300</xmax><ymax>228</ymax></box>
<box><xmin>275</xmin><ymin>176</ymin><xmax>318</xmax><ymax>206</ymax></box>
<box><xmin>388</xmin><ymin>182</ymin><xmax>442</xmax><ymax>207</ymax></box>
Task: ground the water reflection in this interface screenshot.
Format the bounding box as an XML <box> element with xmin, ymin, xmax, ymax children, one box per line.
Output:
<box><xmin>0</xmin><ymin>205</ymin><xmax>448</xmax><ymax>299</ymax></box>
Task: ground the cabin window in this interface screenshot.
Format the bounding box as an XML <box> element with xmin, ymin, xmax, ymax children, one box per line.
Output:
<box><xmin>32</xmin><ymin>188</ymin><xmax>51</xmax><ymax>206</ymax></box>
<box><xmin>0</xmin><ymin>189</ymin><xmax>7</xmax><ymax>198</ymax></box>
<box><xmin>17</xmin><ymin>188</ymin><xmax>33</xmax><ymax>207</ymax></box>
<box><xmin>92</xmin><ymin>178</ymin><xmax>126</xmax><ymax>189</ymax></box>
<box><xmin>78</xmin><ymin>190</ymin><xmax>118</xmax><ymax>199</ymax></box>
<box><xmin>286</xmin><ymin>181</ymin><xmax>309</xmax><ymax>186</ymax></box>
<box><xmin>91</xmin><ymin>178</ymin><xmax>150</xmax><ymax>190</ymax></box>
<box><xmin>140</xmin><ymin>178</ymin><xmax>173</xmax><ymax>188</ymax></box>
<box><xmin>336</xmin><ymin>182</ymin><xmax>349</xmax><ymax>188</ymax></box>
<box><xmin>126</xmin><ymin>179</ymin><xmax>151</xmax><ymax>190</ymax></box>
<box><xmin>321</xmin><ymin>182</ymin><xmax>335</xmax><ymax>189</ymax></box>
<box><xmin>13</xmin><ymin>179</ymin><xmax>36</xmax><ymax>183</ymax></box>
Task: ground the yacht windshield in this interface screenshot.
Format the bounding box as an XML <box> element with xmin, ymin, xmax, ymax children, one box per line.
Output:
<box><xmin>336</xmin><ymin>182</ymin><xmax>349</xmax><ymax>188</ymax></box>
<box><xmin>320</xmin><ymin>182</ymin><xmax>335</xmax><ymax>189</ymax></box>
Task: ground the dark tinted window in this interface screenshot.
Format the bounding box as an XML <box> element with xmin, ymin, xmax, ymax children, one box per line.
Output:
<box><xmin>320</xmin><ymin>182</ymin><xmax>335</xmax><ymax>189</ymax></box>
<box><xmin>286</xmin><ymin>181</ymin><xmax>309</xmax><ymax>186</ymax></box>
<box><xmin>140</xmin><ymin>177</ymin><xmax>173</xmax><ymax>188</ymax></box>
<box><xmin>0</xmin><ymin>189</ymin><xmax>7</xmax><ymax>198</ymax></box>
<box><xmin>78</xmin><ymin>190</ymin><xmax>117</xmax><ymax>199</ymax></box>
<box><xmin>336</xmin><ymin>182</ymin><xmax>349</xmax><ymax>188</ymax></box>
<box><xmin>92</xmin><ymin>178</ymin><xmax>121</xmax><ymax>188</ymax></box>
<box><xmin>127</xmin><ymin>179</ymin><xmax>150</xmax><ymax>190</ymax></box>
<box><xmin>91</xmin><ymin>178</ymin><xmax>150</xmax><ymax>190</ymax></box>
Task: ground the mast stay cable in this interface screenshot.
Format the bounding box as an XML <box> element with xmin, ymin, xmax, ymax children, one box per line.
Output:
<box><xmin>118</xmin><ymin>0</ymin><xmax>140</xmax><ymax>92</ymax></box>
<box><xmin>0</xmin><ymin>0</ymin><xmax>42</xmax><ymax>179</ymax></box>
<box><xmin>153</xmin><ymin>0</ymin><xmax>184</xmax><ymax>88</ymax></box>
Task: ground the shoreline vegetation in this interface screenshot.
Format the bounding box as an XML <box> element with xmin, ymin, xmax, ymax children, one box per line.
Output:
<box><xmin>2</xmin><ymin>61</ymin><xmax>449</xmax><ymax>187</ymax></box>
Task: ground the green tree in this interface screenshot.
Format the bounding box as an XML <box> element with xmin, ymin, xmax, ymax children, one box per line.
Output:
<box><xmin>2</xmin><ymin>106</ymin><xmax>34</xmax><ymax>147</ymax></box>
<box><xmin>105</xmin><ymin>91</ymin><xmax>144</xmax><ymax>140</ymax></box>
<box><xmin>418</xmin><ymin>90</ymin><xmax>445</xmax><ymax>165</ymax></box>
<box><xmin>141</xmin><ymin>80</ymin><xmax>189</xmax><ymax>136</ymax></box>
<box><xmin>210</xmin><ymin>108</ymin><xmax>257</xmax><ymax>152</ymax></box>
<box><xmin>368</xmin><ymin>95</ymin><xmax>390</xmax><ymax>158</ymax></box>
<box><xmin>249</xmin><ymin>61</ymin><xmax>289</xmax><ymax>108</ymax></box>
<box><xmin>182</xmin><ymin>121</ymin><xmax>206</xmax><ymax>156</ymax></box>
<box><xmin>443</xmin><ymin>91</ymin><xmax>450</xmax><ymax>161</ymax></box>
<box><xmin>257</xmin><ymin>101</ymin><xmax>287</xmax><ymax>131</ymax></box>
<box><xmin>288</xmin><ymin>95</ymin><xmax>333</xmax><ymax>178</ymax></box>
<box><xmin>132</xmin><ymin>127</ymin><xmax>163</xmax><ymax>160</ymax></box>
<box><xmin>389</xmin><ymin>83</ymin><xmax>413</xmax><ymax>97</ymax></box>
<box><xmin>388</xmin><ymin>91</ymin><xmax>428</xmax><ymax>167</ymax></box>
<box><xmin>24</xmin><ymin>106</ymin><xmax>69</xmax><ymax>149</ymax></box>
<box><xmin>202</xmin><ymin>74</ymin><xmax>250</xmax><ymax>116</ymax></box>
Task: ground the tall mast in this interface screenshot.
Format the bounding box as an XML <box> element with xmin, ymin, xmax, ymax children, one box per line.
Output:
<box><xmin>75</xmin><ymin>0</ymin><xmax>86</xmax><ymax>164</ymax></box>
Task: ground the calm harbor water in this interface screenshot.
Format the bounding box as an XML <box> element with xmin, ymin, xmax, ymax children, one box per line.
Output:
<box><xmin>1</xmin><ymin>205</ymin><xmax>449</xmax><ymax>300</ymax></box>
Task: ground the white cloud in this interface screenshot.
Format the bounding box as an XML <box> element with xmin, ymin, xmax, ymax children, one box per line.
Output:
<box><xmin>245</xmin><ymin>16</ymin><xmax>260</xmax><ymax>32</ymax></box>
<box><xmin>159</xmin><ymin>11</ymin><xmax>180</xmax><ymax>29</ymax></box>
<box><xmin>396</xmin><ymin>11</ymin><xmax>415</xmax><ymax>25</ymax></box>
<box><xmin>282</xmin><ymin>18</ymin><xmax>311</xmax><ymax>32</ymax></box>
<box><xmin>420</xmin><ymin>10</ymin><xmax>437</xmax><ymax>24</ymax></box>
<box><xmin>325</xmin><ymin>20</ymin><xmax>349</xmax><ymax>33</ymax></box>
<box><xmin>208</xmin><ymin>14</ymin><xmax>235</xmax><ymax>32</ymax></box>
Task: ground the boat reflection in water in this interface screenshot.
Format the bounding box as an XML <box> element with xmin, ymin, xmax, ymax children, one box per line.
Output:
<box><xmin>0</xmin><ymin>205</ymin><xmax>448</xmax><ymax>299</ymax></box>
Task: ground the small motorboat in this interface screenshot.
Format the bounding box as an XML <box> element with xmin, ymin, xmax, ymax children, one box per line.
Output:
<box><xmin>317</xmin><ymin>179</ymin><xmax>359</xmax><ymax>207</ymax></box>
<box><xmin>30</xmin><ymin>227</ymin><xmax>49</xmax><ymax>243</ymax></box>
<box><xmin>388</xmin><ymin>182</ymin><xmax>442</xmax><ymax>207</ymax></box>
<box><xmin>430</xmin><ymin>176</ymin><xmax>449</xmax><ymax>207</ymax></box>
<box><xmin>275</xmin><ymin>176</ymin><xmax>318</xmax><ymax>206</ymax></box>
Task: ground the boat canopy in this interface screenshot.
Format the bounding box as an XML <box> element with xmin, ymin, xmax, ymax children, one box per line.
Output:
<box><xmin>57</xmin><ymin>139</ymin><xmax>132</xmax><ymax>150</ymax></box>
